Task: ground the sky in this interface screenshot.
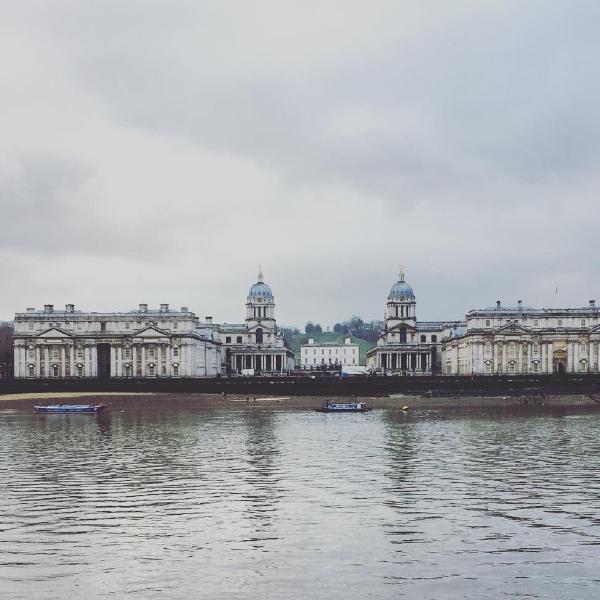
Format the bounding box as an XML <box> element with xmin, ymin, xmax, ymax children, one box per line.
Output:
<box><xmin>1</xmin><ymin>0</ymin><xmax>600</xmax><ymax>327</ymax></box>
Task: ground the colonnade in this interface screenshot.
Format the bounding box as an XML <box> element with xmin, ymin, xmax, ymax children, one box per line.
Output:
<box><xmin>231</xmin><ymin>353</ymin><xmax>287</xmax><ymax>373</ymax></box>
<box><xmin>378</xmin><ymin>351</ymin><xmax>431</xmax><ymax>373</ymax></box>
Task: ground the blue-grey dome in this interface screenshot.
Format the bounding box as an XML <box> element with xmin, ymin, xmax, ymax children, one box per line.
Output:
<box><xmin>388</xmin><ymin>271</ymin><xmax>415</xmax><ymax>300</ymax></box>
<box><xmin>248</xmin><ymin>281</ymin><xmax>273</xmax><ymax>300</ymax></box>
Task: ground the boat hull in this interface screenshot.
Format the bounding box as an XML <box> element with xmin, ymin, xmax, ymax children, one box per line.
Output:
<box><xmin>316</xmin><ymin>407</ymin><xmax>372</xmax><ymax>412</ymax></box>
<box><xmin>34</xmin><ymin>404</ymin><xmax>105</xmax><ymax>414</ymax></box>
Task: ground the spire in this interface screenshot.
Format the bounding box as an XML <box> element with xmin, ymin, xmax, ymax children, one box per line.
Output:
<box><xmin>399</xmin><ymin>265</ymin><xmax>405</xmax><ymax>283</ymax></box>
<box><xmin>257</xmin><ymin>265</ymin><xmax>263</xmax><ymax>282</ymax></box>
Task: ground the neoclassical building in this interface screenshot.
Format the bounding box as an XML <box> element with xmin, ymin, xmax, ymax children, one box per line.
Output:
<box><xmin>13</xmin><ymin>303</ymin><xmax>222</xmax><ymax>378</ymax></box>
<box><xmin>218</xmin><ymin>270</ymin><xmax>294</xmax><ymax>374</ymax></box>
<box><xmin>367</xmin><ymin>269</ymin><xmax>464</xmax><ymax>374</ymax></box>
<box><xmin>300</xmin><ymin>337</ymin><xmax>360</xmax><ymax>368</ymax></box>
<box><xmin>442</xmin><ymin>300</ymin><xmax>600</xmax><ymax>375</ymax></box>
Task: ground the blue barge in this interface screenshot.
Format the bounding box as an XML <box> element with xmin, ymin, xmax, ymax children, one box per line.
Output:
<box><xmin>316</xmin><ymin>401</ymin><xmax>371</xmax><ymax>413</ymax></box>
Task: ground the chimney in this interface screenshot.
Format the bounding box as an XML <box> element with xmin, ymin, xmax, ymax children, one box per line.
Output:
<box><xmin>496</xmin><ymin>300</ymin><xmax>501</xmax><ymax>309</ymax></box>
<box><xmin>66</xmin><ymin>304</ymin><xmax>74</xmax><ymax>313</ymax></box>
<box><xmin>139</xmin><ymin>303</ymin><xmax>148</xmax><ymax>313</ymax></box>
<box><xmin>518</xmin><ymin>300</ymin><xmax>522</xmax><ymax>309</ymax></box>
<box><xmin>205</xmin><ymin>316</ymin><xmax>213</xmax><ymax>325</ymax></box>
<box><xmin>44</xmin><ymin>304</ymin><xmax>54</xmax><ymax>313</ymax></box>
<box><xmin>26</xmin><ymin>307</ymin><xmax>35</xmax><ymax>313</ymax></box>
<box><xmin>345</xmin><ymin>337</ymin><xmax>351</xmax><ymax>344</ymax></box>
<box><xmin>308</xmin><ymin>338</ymin><xmax>315</xmax><ymax>345</ymax></box>
<box><xmin>181</xmin><ymin>306</ymin><xmax>189</xmax><ymax>313</ymax></box>
<box><xmin>160</xmin><ymin>303</ymin><xmax>169</xmax><ymax>312</ymax></box>
<box><xmin>590</xmin><ymin>300</ymin><xmax>596</xmax><ymax>308</ymax></box>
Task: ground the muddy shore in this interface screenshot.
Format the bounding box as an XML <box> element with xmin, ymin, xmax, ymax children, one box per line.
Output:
<box><xmin>1</xmin><ymin>391</ymin><xmax>599</xmax><ymax>414</ymax></box>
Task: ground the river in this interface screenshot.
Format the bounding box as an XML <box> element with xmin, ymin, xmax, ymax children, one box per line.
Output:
<box><xmin>1</xmin><ymin>399</ymin><xmax>599</xmax><ymax>599</ymax></box>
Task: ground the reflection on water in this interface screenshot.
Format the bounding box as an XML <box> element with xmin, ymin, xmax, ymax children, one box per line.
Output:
<box><xmin>1</xmin><ymin>402</ymin><xmax>600</xmax><ymax>599</ymax></box>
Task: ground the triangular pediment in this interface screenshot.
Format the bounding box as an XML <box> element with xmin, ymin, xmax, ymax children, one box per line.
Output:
<box><xmin>37</xmin><ymin>327</ymin><xmax>72</xmax><ymax>338</ymax></box>
<box><xmin>492</xmin><ymin>323</ymin><xmax>533</xmax><ymax>335</ymax></box>
<box><xmin>246</xmin><ymin>323</ymin><xmax>275</xmax><ymax>334</ymax></box>
<box><xmin>134</xmin><ymin>326</ymin><xmax>169</xmax><ymax>338</ymax></box>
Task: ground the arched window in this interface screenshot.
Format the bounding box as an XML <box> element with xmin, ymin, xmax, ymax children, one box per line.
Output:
<box><xmin>399</xmin><ymin>327</ymin><xmax>407</xmax><ymax>343</ymax></box>
<box><xmin>256</xmin><ymin>328</ymin><xmax>264</xmax><ymax>344</ymax></box>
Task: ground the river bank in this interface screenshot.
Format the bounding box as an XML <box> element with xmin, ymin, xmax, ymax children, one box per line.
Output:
<box><xmin>1</xmin><ymin>391</ymin><xmax>599</xmax><ymax>413</ymax></box>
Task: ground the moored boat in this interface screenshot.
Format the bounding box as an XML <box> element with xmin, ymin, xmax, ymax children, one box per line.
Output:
<box><xmin>34</xmin><ymin>404</ymin><xmax>105</xmax><ymax>414</ymax></box>
<box><xmin>316</xmin><ymin>401</ymin><xmax>372</xmax><ymax>413</ymax></box>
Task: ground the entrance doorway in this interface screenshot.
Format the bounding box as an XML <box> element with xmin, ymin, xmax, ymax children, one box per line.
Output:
<box><xmin>553</xmin><ymin>349</ymin><xmax>566</xmax><ymax>374</ymax></box>
<box><xmin>97</xmin><ymin>344</ymin><xmax>111</xmax><ymax>379</ymax></box>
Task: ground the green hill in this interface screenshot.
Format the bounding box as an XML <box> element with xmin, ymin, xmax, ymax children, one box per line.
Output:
<box><xmin>288</xmin><ymin>332</ymin><xmax>375</xmax><ymax>365</ymax></box>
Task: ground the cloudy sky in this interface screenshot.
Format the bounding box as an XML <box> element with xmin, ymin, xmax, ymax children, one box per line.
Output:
<box><xmin>1</xmin><ymin>1</ymin><xmax>599</xmax><ymax>327</ymax></box>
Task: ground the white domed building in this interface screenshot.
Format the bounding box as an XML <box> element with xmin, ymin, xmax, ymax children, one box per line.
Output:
<box><xmin>367</xmin><ymin>269</ymin><xmax>464</xmax><ymax>374</ymax></box>
<box><xmin>218</xmin><ymin>270</ymin><xmax>294</xmax><ymax>374</ymax></box>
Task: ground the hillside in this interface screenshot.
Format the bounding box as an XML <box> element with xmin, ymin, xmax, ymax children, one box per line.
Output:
<box><xmin>288</xmin><ymin>332</ymin><xmax>375</xmax><ymax>365</ymax></box>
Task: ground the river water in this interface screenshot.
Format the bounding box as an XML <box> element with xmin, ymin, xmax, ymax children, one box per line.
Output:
<box><xmin>1</xmin><ymin>400</ymin><xmax>600</xmax><ymax>599</ymax></box>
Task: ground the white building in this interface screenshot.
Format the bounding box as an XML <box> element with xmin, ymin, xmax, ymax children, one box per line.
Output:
<box><xmin>300</xmin><ymin>337</ymin><xmax>359</xmax><ymax>368</ymax></box>
<box><xmin>442</xmin><ymin>300</ymin><xmax>600</xmax><ymax>375</ymax></box>
<box><xmin>367</xmin><ymin>269</ymin><xmax>464</xmax><ymax>374</ymax></box>
<box><xmin>218</xmin><ymin>270</ymin><xmax>294</xmax><ymax>374</ymax></box>
<box><xmin>13</xmin><ymin>303</ymin><xmax>222</xmax><ymax>378</ymax></box>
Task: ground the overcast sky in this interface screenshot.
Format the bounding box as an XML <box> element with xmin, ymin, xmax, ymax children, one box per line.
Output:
<box><xmin>1</xmin><ymin>1</ymin><xmax>600</xmax><ymax>327</ymax></box>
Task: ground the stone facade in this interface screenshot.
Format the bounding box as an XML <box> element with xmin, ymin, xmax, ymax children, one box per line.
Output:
<box><xmin>218</xmin><ymin>270</ymin><xmax>294</xmax><ymax>374</ymax></box>
<box><xmin>13</xmin><ymin>303</ymin><xmax>222</xmax><ymax>378</ymax></box>
<box><xmin>442</xmin><ymin>300</ymin><xmax>600</xmax><ymax>375</ymax></box>
<box><xmin>367</xmin><ymin>270</ymin><xmax>464</xmax><ymax>374</ymax></box>
<box><xmin>300</xmin><ymin>337</ymin><xmax>359</xmax><ymax>368</ymax></box>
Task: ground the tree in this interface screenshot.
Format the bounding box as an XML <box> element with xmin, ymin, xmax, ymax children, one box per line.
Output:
<box><xmin>314</xmin><ymin>324</ymin><xmax>323</xmax><ymax>334</ymax></box>
<box><xmin>333</xmin><ymin>322</ymin><xmax>342</xmax><ymax>333</ymax></box>
<box><xmin>305</xmin><ymin>322</ymin><xmax>315</xmax><ymax>334</ymax></box>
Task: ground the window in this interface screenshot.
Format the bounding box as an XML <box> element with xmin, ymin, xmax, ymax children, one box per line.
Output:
<box><xmin>148</xmin><ymin>346</ymin><xmax>155</xmax><ymax>358</ymax></box>
<box><xmin>125</xmin><ymin>322</ymin><xmax>130</xmax><ymax>329</ymax></box>
<box><xmin>29</xmin><ymin>322</ymin><xmax>34</xmax><ymax>330</ymax></box>
<box><xmin>558</xmin><ymin>319</ymin><xmax>563</xmax><ymax>327</ymax></box>
<box><xmin>100</xmin><ymin>322</ymin><xmax>106</xmax><ymax>331</ymax></box>
<box><xmin>77</xmin><ymin>365</ymin><xmax>84</xmax><ymax>377</ymax></box>
<box><xmin>77</xmin><ymin>347</ymin><xmax>84</xmax><ymax>359</ymax></box>
<box><xmin>226</xmin><ymin>336</ymin><xmax>231</xmax><ymax>343</ymax></box>
<box><xmin>431</xmin><ymin>335</ymin><xmax>437</xmax><ymax>343</ymax></box>
<box><xmin>485</xmin><ymin>320</ymin><xmax>491</xmax><ymax>327</ymax></box>
<box><xmin>581</xmin><ymin>319</ymin><xmax>586</xmax><ymax>326</ymax></box>
<box><xmin>173</xmin><ymin>347</ymin><xmax>179</xmax><ymax>357</ymax></box>
<box><xmin>533</xmin><ymin>361</ymin><xmax>539</xmax><ymax>373</ymax></box>
<box><xmin>533</xmin><ymin>343</ymin><xmax>539</xmax><ymax>355</ymax></box>
<box><xmin>420</xmin><ymin>335</ymin><xmax>426</xmax><ymax>343</ymax></box>
<box><xmin>256</xmin><ymin>328</ymin><xmax>263</xmax><ymax>344</ymax></box>
<box><xmin>125</xmin><ymin>347</ymin><xmax>132</xmax><ymax>359</ymax></box>
<box><xmin>53</xmin><ymin>347</ymin><xmax>60</xmax><ymax>359</ymax></box>
<box><xmin>534</xmin><ymin>320</ymin><xmax>538</xmax><ymax>326</ymax></box>
<box><xmin>174</xmin><ymin>322</ymin><xmax>178</xmax><ymax>329</ymax></box>
<box><xmin>237</xmin><ymin>336</ymin><xmax>242</xmax><ymax>343</ymax></box>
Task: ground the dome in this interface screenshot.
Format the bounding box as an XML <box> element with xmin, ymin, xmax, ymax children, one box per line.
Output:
<box><xmin>247</xmin><ymin>268</ymin><xmax>273</xmax><ymax>300</ymax></box>
<box><xmin>388</xmin><ymin>269</ymin><xmax>415</xmax><ymax>300</ymax></box>
<box><xmin>248</xmin><ymin>281</ymin><xmax>273</xmax><ymax>300</ymax></box>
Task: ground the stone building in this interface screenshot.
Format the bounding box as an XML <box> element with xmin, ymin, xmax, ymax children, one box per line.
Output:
<box><xmin>218</xmin><ymin>270</ymin><xmax>294</xmax><ymax>374</ymax></box>
<box><xmin>441</xmin><ymin>300</ymin><xmax>600</xmax><ymax>375</ymax></box>
<box><xmin>300</xmin><ymin>337</ymin><xmax>360</xmax><ymax>368</ymax></box>
<box><xmin>367</xmin><ymin>269</ymin><xmax>464</xmax><ymax>374</ymax></box>
<box><xmin>13</xmin><ymin>303</ymin><xmax>222</xmax><ymax>378</ymax></box>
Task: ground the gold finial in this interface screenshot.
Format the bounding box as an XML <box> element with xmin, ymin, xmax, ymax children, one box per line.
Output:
<box><xmin>399</xmin><ymin>265</ymin><xmax>405</xmax><ymax>282</ymax></box>
<box><xmin>257</xmin><ymin>265</ymin><xmax>263</xmax><ymax>282</ymax></box>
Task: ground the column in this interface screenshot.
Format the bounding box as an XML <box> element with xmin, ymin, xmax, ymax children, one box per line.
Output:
<box><xmin>44</xmin><ymin>345</ymin><xmax>50</xmax><ymax>378</ymax></box>
<box><xmin>91</xmin><ymin>346</ymin><xmax>98</xmax><ymax>377</ymax></box>
<box><xmin>165</xmin><ymin>344</ymin><xmax>171</xmax><ymax>377</ymax></box>
<box><xmin>61</xmin><ymin>347</ymin><xmax>66</xmax><ymax>377</ymax></box>
<box><xmin>132</xmin><ymin>345</ymin><xmax>138</xmax><ymax>377</ymax></box>
<box><xmin>35</xmin><ymin>346</ymin><xmax>41</xmax><ymax>377</ymax></box>
<box><xmin>567</xmin><ymin>342</ymin><xmax>573</xmax><ymax>373</ymax></box>
<box><xmin>69</xmin><ymin>345</ymin><xmax>75</xmax><ymax>377</ymax></box>
<box><xmin>517</xmin><ymin>343</ymin><xmax>522</xmax><ymax>374</ymax></box>
<box><xmin>548</xmin><ymin>341</ymin><xmax>553</xmax><ymax>373</ymax></box>
<box><xmin>110</xmin><ymin>346</ymin><xmax>116</xmax><ymax>378</ymax></box>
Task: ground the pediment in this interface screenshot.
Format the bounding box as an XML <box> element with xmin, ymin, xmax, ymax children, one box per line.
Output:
<box><xmin>134</xmin><ymin>326</ymin><xmax>169</xmax><ymax>338</ymax></box>
<box><xmin>492</xmin><ymin>323</ymin><xmax>533</xmax><ymax>335</ymax></box>
<box><xmin>247</xmin><ymin>324</ymin><xmax>274</xmax><ymax>333</ymax></box>
<box><xmin>589</xmin><ymin>324</ymin><xmax>600</xmax><ymax>334</ymax></box>
<box><xmin>37</xmin><ymin>327</ymin><xmax>72</xmax><ymax>338</ymax></box>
